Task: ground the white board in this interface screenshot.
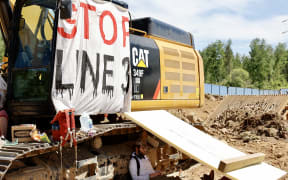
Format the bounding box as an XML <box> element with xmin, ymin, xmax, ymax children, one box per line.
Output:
<box><xmin>125</xmin><ymin>110</ymin><xmax>286</xmax><ymax>180</ymax></box>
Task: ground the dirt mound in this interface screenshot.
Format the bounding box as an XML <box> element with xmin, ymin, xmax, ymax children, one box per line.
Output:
<box><xmin>209</xmin><ymin>96</ymin><xmax>288</xmax><ymax>121</ymax></box>
<box><xmin>209</xmin><ymin>102</ymin><xmax>288</xmax><ymax>141</ymax></box>
<box><xmin>173</xmin><ymin>95</ymin><xmax>288</xmax><ymax>180</ymax></box>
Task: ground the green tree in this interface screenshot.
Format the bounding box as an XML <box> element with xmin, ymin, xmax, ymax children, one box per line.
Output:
<box><xmin>272</xmin><ymin>43</ymin><xmax>288</xmax><ymax>88</ymax></box>
<box><xmin>245</xmin><ymin>38</ymin><xmax>274</xmax><ymax>88</ymax></box>
<box><xmin>233</xmin><ymin>53</ymin><xmax>242</xmax><ymax>69</ymax></box>
<box><xmin>242</xmin><ymin>55</ymin><xmax>250</xmax><ymax>73</ymax></box>
<box><xmin>200</xmin><ymin>40</ymin><xmax>225</xmax><ymax>84</ymax></box>
<box><xmin>284</xmin><ymin>50</ymin><xmax>288</xmax><ymax>84</ymax></box>
<box><xmin>201</xmin><ymin>38</ymin><xmax>288</xmax><ymax>89</ymax></box>
<box><xmin>224</xmin><ymin>39</ymin><xmax>234</xmax><ymax>76</ymax></box>
<box><xmin>225</xmin><ymin>68</ymin><xmax>250</xmax><ymax>87</ymax></box>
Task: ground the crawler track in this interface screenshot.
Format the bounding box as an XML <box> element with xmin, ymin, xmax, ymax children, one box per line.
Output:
<box><xmin>0</xmin><ymin>122</ymin><xmax>138</xmax><ymax>180</ymax></box>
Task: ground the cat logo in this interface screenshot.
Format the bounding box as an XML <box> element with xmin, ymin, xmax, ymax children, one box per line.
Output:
<box><xmin>132</xmin><ymin>47</ymin><xmax>149</xmax><ymax>68</ymax></box>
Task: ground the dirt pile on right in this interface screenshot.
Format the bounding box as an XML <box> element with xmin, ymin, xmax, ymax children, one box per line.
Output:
<box><xmin>176</xmin><ymin>96</ymin><xmax>288</xmax><ymax>180</ymax></box>
<box><xmin>208</xmin><ymin>101</ymin><xmax>288</xmax><ymax>141</ymax></box>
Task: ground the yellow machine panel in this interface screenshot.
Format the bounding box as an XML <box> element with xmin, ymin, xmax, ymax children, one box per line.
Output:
<box><xmin>154</xmin><ymin>38</ymin><xmax>200</xmax><ymax>100</ymax></box>
<box><xmin>21</xmin><ymin>5</ymin><xmax>53</xmax><ymax>41</ymax></box>
<box><xmin>131</xmin><ymin>35</ymin><xmax>204</xmax><ymax>111</ymax></box>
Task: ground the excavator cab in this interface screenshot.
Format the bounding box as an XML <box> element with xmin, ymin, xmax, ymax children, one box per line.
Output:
<box><xmin>2</xmin><ymin>0</ymin><xmax>57</xmax><ymax>125</ymax></box>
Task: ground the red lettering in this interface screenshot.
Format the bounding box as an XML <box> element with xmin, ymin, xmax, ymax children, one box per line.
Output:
<box><xmin>66</xmin><ymin>19</ymin><xmax>76</xmax><ymax>24</ymax></box>
<box><xmin>57</xmin><ymin>3</ymin><xmax>78</xmax><ymax>39</ymax></box>
<box><xmin>80</xmin><ymin>3</ymin><xmax>96</xmax><ymax>39</ymax></box>
<box><xmin>57</xmin><ymin>27</ymin><xmax>77</xmax><ymax>39</ymax></box>
<box><xmin>100</xmin><ymin>11</ymin><xmax>117</xmax><ymax>45</ymax></box>
<box><xmin>122</xmin><ymin>16</ymin><xmax>129</xmax><ymax>47</ymax></box>
<box><xmin>72</xmin><ymin>4</ymin><xmax>77</xmax><ymax>11</ymax></box>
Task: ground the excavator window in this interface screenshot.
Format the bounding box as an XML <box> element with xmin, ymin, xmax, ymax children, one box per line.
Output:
<box><xmin>12</xmin><ymin>5</ymin><xmax>54</xmax><ymax>101</ymax></box>
<box><xmin>14</xmin><ymin>5</ymin><xmax>53</xmax><ymax>68</ymax></box>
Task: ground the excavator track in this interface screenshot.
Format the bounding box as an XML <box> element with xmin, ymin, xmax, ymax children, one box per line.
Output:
<box><xmin>0</xmin><ymin>122</ymin><xmax>138</xmax><ymax>180</ymax></box>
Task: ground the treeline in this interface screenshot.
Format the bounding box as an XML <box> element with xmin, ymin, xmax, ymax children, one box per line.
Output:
<box><xmin>200</xmin><ymin>38</ymin><xmax>288</xmax><ymax>89</ymax></box>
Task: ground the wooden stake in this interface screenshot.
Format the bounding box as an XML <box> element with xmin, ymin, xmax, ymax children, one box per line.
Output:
<box><xmin>218</xmin><ymin>153</ymin><xmax>265</xmax><ymax>173</ymax></box>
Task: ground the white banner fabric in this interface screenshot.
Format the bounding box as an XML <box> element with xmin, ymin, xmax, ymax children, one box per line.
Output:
<box><xmin>51</xmin><ymin>0</ymin><xmax>131</xmax><ymax>115</ymax></box>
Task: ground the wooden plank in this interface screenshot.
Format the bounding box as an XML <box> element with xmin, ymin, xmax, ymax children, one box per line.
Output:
<box><xmin>125</xmin><ymin>110</ymin><xmax>287</xmax><ymax>180</ymax></box>
<box><xmin>147</xmin><ymin>135</ymin><xmax>159</xmax><ymax>148</ymax></box>
<box><xmin>218</xmin><ymin>153</ymin><xmax>265</xmax><ymax>173</ymax></box>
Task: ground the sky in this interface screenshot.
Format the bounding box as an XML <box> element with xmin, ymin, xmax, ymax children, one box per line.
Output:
<box><xmin>123</xmin><ymin>0</ymin><xmax>288</xmax><ymax>55</ymax></box>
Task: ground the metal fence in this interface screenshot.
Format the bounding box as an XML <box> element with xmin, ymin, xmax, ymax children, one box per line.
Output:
<box><xmin>204</xmin><ymin>83</ymin><xmax>288</xmax><ymax>96</ymax></box>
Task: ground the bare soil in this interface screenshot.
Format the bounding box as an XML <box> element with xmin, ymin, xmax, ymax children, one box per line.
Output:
<box><xmin>171</xmin><ymin>95</ymin><xmax>288</xmax><ymax>180</ymax></box>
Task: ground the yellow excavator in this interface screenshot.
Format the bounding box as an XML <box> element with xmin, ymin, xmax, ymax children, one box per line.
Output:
<box><xmin>0</xmin><ymin>0</ymin><xmax>204</xmax><ymax>179</ymax></box>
